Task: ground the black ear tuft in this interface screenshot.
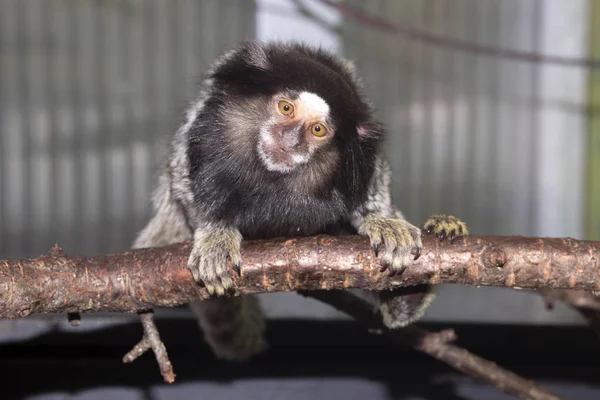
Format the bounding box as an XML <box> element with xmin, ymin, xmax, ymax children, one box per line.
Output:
<box><xmin>234</xmin><ymin>40</ymin><xmax>269</xmax><ymax>70</ymax></box>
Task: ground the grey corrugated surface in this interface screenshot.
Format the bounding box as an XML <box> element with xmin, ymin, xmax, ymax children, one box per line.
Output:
<box><xmin>0</xmin><ymin>0</ymin><xmax>256</xmax><ymax>260</ymax></box>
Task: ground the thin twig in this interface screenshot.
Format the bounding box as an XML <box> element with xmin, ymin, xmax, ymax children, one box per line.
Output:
<box><xmin>122</xmin><ymin>311</ymin><xmax>175</xmax><ymax>383</ymax></box>
<box><xmin>542</xmin><ymin>289</ymin><xmax>600</xmax><ymax>339</ymax></box>
<box><xmin>301</xmin><ymin>290</ymin><xmax>563</xmax><ymax>400</ymax></box>
<box><xmin>318</xmin><ymin>0</ymin><xmax>600</xmax><ymax>69</ymax></box>
<box><xmin>67</xmin><ymin>312</ymin><xmax>81</xmax><ymax>327</ymax></box>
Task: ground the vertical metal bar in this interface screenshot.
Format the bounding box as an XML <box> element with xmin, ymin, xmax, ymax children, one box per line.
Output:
<box><xmin>443</xmin><ymin>0</ymin><xmax>458</xmax><ymax>215</ymax></box>
<box><xmin>391</xmin><ymin>0</ymin><xmax>412</xmax><ymax>218</ymax></box>
<box><xmin>130</xmin><ymin>0</ymin><xmax>151</xmax><ymax>238</ymax></box>
<box><xmin>169</xmin><ymin>0</ymin><xmax>183</xmax><ymax>132</ymax></box>
<box><xmin>408</xmin><ymin>0</ymin><xmax>425</xmax><ymax>220</ymax></box>
<box><xmin>464</xmin><ymin>0</ymin><xmax>480</xmax><ymax>233</ymax></box>
<box><xmin>43</xmin><ymin>0</ymin><xmax>59</xmax><ymax>254</ymax></box>
<box><xmin>451</xmin><ymin>0</ymin><xmax>468</xmax><ymax>221</ymax></box>
<box><xmin>528</xmin><ymin>0</ymin><xmax>543</xmax><ymax>237</ymax></box>
<box><xmin>151</xmin><ymin>0</ymin><xmax>168</xmax><ymax>162</ymax></box>
<box><xmin>472</xmin><ymin>0</ymin><xmax>493</xmax><ymax>234</ymax></box>
<box><xmin>487</xmin><ymin>0</ymin><xmax>500</xmax><ymax>234</ymax></box>
<box><xmin>421</xmin><ymin>0</ymin><xmax>435</xmax><ymax>220</ymax></box>
<box><xmin>0</xmin><ymin>0</ymin><xmax>9</xmax><ymax>257</ymax></box>
<box><xmin>488</xmin><ymin>0</ymin><xmax>503</xmax><ymax>234</ymax></box>
<box><xmin>144</xmin><ymin>0</ymin><xmax>158</xmax><ymax>192</ymax></box>
<box><xmin>431</xmin><ymin>0</ymin><xmax>451</xmax><ymax>216</ymax></box>
<box><xmin>27</xmin><ymin>0</ymin><xmax>42</xmax><ymax>253</ymax></box>
<box><xmin>70</xmin><ymin>1</ymin><xmax>86</xmax><ymax>255</ymax></box>
<box><xmin>141</xmin><ymin>0</ymin><xmax>157</xmax><ymax>225</ymax></box>
<box><xmin>94</xmin><ymin>0</ymin><xmax>110</xmax><ymax>254</ymax></box>
<box><xmin>117</xmin><ymin>0</ymin><xmax>133</xmax><ymax>250</ymax></box>
<box><xmin>587</xmin><ymin>0</ymin><xmax>600</xmax><ymax>240</ymax></box>
<box><xmin>17</xmin><ymin>0</ymin><xmax>32</xmax><ymax>257</ymax></box>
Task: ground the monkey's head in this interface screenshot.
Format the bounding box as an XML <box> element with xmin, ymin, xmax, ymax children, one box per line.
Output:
<box><xmin>203</xmin><ymin>41</ymin><xmax>384</xmax><ymax>179</ymax></box>
<box><xmin>254</xmin><ymin>91</ymin><xmax>337</xmax><ymax>173</ymax></box>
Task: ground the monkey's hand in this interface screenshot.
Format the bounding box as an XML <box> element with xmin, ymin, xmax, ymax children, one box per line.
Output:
<box><xmin>357</xmin><ymin>214</ymin><xmax>422</xmax><ymax>276</ymax></box>
<box><xmin>422</xmin><ymin>214</ymin><xmax>468</xmax><ymax>242</ymax></box>
<box><xmin>188</xmin><ymin>225</ymin><xmax>243</xmax><ymax>296</ymax></box>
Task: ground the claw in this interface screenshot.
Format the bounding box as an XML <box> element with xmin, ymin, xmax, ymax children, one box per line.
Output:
<box><xmin>449</xmin><ymin>229</ymin><xmax>456</xmax><ymax>243</ymax></box>
<box><xmin>438</xmin><ymin>231</ymin><xmax>446</xmax><ymax>241</ymax></box>
<box><xmin>412</xmin><ymin>246</ymin><xmax>421</xmax><ymax>260</ymax></box>
<box><xmin>380</xmin><ymin>263</ymin><xmax>389</xmax><ymax>273</ymax></box>
<box><xmin>389</xmin><ymin>264</ymin><xmax>407</xmax><ymax>277</ymax></box>
<box><xmin>232</xmin><ymin>262</ymin><xmax>241</xmax><ymax>276</ymax></box>
<box><xmin>425</xmin><ymin>225</ymin><xmax>433</xmax><ymax>234</ymax></box>
<box><xmin>373</xmin><ymin>243</ymin><xmax>380</xmax><ymax>257</ymax></box>
<box><xmin>205</xmin><ymin>284</ymin><xmax>215</xmax><ymax>295</ymax></box>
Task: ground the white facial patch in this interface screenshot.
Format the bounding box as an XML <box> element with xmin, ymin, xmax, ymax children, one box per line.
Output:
<box><xmin>298</xmin><ymin>92</ymin><xmax>330</xmax><ymax>117</ymax></box>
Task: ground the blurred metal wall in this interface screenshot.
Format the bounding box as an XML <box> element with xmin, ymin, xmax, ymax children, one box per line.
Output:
<box><xmin>341</xmin><ymin>0</ymin><xmax>589</xmax><ymax>239</ymax></box>
<box><xmin>0</xmin><ymin>0</ymin><xmax>256</xmax><ymax>260</ymax></box>
<box><xmin>340</xmin><ymin>0</ymin><xmax>590</xmax><ymax>324</ymax></box>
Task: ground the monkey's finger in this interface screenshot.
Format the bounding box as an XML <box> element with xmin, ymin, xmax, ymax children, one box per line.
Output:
<box><xmin>205</xmin><ymin>284</ymin><xmax>216</xmax><ymax>295</ymax></box>
<box><xmin>214</xmin><ymin>283</ymin><xmax>225</xmax><ymax>296</ymax></box>
<box><xmin>423</xmin><ymin>224</ymin><xmax>434</xmax><ymax>235</ymax></box>
<box><xmin>229</xmin><ymin>249</ymin><xmax>243</xmax><ymax>274</ymax></box>
<box><xmin>373</xmin><ymin>243</ymin><xmax>380</xmax><ymax>257</ymax></box>
<box><xmin>388</xmin><ymin>263</ymin><xmax>407</xmax><ymax>277</ymax></box>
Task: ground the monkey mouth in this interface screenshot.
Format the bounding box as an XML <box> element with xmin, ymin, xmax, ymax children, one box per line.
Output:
<box><xmin>257</xmin><ymin>140</ymin><xmax>296</xmax><ymax>172</ymax></box>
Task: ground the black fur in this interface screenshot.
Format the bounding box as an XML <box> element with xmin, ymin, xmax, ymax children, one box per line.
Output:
<box><xmin>186</xmin><ymin>42</ymin><xmax>384</xmax><ymax>240</ymax></box>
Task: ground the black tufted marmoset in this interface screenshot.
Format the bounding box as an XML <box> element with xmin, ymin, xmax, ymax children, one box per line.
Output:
<box><xmin>132</xmin><ymin>41</ymin><xmax>468</xmax><ymax>361</ymax></box>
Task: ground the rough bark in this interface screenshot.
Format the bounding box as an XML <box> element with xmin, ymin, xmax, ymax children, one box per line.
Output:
<box><xmin>1</xmin><ymin>235</ymin><xmax>599</xmax><ymax>318</ymax></box>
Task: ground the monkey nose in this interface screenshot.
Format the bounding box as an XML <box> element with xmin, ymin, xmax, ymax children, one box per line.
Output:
<box><xmin>282</xmin><ymin>128</ymin><xmax>301</xmax><ymax>147</ymax></box>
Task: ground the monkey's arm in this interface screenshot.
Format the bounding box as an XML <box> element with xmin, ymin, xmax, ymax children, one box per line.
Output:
<box><xmin>187</xmin><ymin>223</ymin><xmax>242</xmax><ymax>295</ymax></box>
<box><xmin>349</xmin><ymin>156</ymin><xmax>469</xmax><ymax>329</ymax></box>
<box><xmin>132</xmin><ymin>173</ymin><xmax>193</xmax><ymax>249</ymax></box>
<box><xmin>350</xmin><ymin>156</ymin><xmax>422</xmax><ymax>275</ymax></box>
<box><xmin>133</xmin><ymin>166</ymin><xmax>242</xmax><ymax>296</ymax></box>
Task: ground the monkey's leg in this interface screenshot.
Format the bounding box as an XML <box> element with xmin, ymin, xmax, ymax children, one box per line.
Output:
<box><xmin>187</xmin><ymin>225</ymin><xmax>268</xmax><ymax>361</ymax></box>
<box><xmin>379</xmin><ymin>214</ymin><xmax>468</xmax><ymax>329</ymax></box>
<box><xmin>190</xmin><ymin>296</ymin><xmax>268</xmax><ymax>361</ymax></box>
<box><xmin>134</xmin><ymin>180</ymin><xmax>267</xmax><ymax>361</ymax></box>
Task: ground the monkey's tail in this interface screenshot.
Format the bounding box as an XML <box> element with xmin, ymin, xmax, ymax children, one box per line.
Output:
<box><xmin>189</xmin><ymin>295</ymin><xmax>267</xmax><ymax>361</ymax></box>
<box><xmin>378</xmin><ymin>284</ymin><xmax>436</xmax><ymax>329</ymax></box>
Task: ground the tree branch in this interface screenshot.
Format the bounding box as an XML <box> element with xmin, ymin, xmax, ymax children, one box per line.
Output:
<box><xmin>122</xmin><ymin>310</ymin><xmax>175</xmax><ymax>383</ymax></box>
<box><xmin>1</xmin><ymin>234</ymin><xmax>595</xmax><ymax>395</ymax></box>
<box><xmin>541</xmin><ymin>289</ymin><xmax>600</xmax><ymax>338</ymax></box>
<box><xmin>301</xmin><ymin>290</ymin><xmax>563</xmax><ymax>400</ymax></box>
<box><xmin>1</xmin><ymin>235</ymin><xmax>599</xmax><ymax>318</ymax></box>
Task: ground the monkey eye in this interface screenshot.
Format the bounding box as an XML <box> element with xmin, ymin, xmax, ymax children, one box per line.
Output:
<box><xmin>278</xmin><ymin>100</ymin><xmax>294</xmax><ymax>116</ymax></box>
<box><xmin>310</xmin><ymin>123</ymin><xmax>328</xmax><ymax>137</ymax></box>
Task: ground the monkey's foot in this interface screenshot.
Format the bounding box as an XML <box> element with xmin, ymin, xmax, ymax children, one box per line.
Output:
<box><xmin>358</xmin><ymin>215</ymin><xmax>422</xmax><ymax>276</ymax></box>
<box><xmin>188</xmin><ymin>226</ymin><xmax>243</xmax><ymax>296</ymax></box>
<box><xmin>423</xmin><ymin>214</ymin><xmax>469</xmax><ymax>243</ymax></box>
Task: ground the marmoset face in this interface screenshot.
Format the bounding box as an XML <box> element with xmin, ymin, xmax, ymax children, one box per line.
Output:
<box><xmin>256</xmin><ymin>91</ymin><xmax>336</xmax><ymax>173</ymax></box>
